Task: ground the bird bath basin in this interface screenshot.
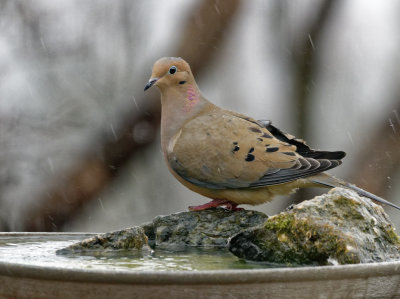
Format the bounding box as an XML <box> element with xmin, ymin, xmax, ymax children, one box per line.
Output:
<box><xmin>1</xmin><ymin>233</ymin><xmax>400</xmax><ymax>298</ymax></box>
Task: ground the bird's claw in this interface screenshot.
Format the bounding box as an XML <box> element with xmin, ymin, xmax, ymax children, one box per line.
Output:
<box><xmin>189</xmin><ymin>199</ymin><xmax>243</xmax><ymax>211</ymax></box>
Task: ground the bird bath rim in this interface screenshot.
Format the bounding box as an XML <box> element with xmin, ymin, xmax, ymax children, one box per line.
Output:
<box><xmin>1</xmin><ymin>232</ymin><xmax>400</xmax><ymax>285</ymax></box>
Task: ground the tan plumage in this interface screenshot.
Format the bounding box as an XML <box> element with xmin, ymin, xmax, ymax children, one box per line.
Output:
<box><xmin>144</xmin><ymin>57</ymin><xmax>400</xmax><ymax>211</ymax></box>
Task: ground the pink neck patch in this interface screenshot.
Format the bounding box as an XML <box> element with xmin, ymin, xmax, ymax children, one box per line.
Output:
<box><xmin>183</xmin><ymin>85</ymin><xmax>199</xmax><ymax>113</ymax></box>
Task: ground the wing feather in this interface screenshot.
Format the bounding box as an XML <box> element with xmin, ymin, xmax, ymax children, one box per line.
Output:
<box><xmin>168</xmin><ymin>110</ymin><xmax>345</xmax><ymax>190</ymax></box>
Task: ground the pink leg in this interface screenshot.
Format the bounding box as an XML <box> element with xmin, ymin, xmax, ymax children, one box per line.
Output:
<box><xmin>188</xmin><ymin>199</ymin><xmax>243</xmax><ymax>211</ymax></box>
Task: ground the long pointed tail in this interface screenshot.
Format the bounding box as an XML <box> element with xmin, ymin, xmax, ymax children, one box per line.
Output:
<box><xmin>310</xmin><ymin>173</ymin><xmax>400</xmax><ymax>211</ymax></box>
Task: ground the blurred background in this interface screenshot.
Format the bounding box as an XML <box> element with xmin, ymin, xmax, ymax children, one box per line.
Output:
<box><xmin>1</xmin><ymin>0</ymin><xmax>400</xmax><ymax>232</ymax></box>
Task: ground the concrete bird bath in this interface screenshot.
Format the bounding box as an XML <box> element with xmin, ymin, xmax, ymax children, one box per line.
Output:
<box><xmin>1</xmin><ymin>232</ymin><xmax>400</xmax><ymax>298</ymax></box>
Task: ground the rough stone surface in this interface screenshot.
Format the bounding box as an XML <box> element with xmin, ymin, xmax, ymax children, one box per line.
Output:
<box><xmin>141</xmin><ymin>208</ymin><xmax>268</xmax><ymax>249</ymax></box>
<box><xmin>228</xmin><ymin>188</ymin><xmax>400</xmax><ymax>265</ymax></box>
<box><xmin>57</xmin><ymin>208</ymin><xmax>268</xmax><ymax>253</ymax></box>
<box><xmin>56</xmin><ymin>226</ymin><xmax>149</xmax><ymax>254</ymax></box>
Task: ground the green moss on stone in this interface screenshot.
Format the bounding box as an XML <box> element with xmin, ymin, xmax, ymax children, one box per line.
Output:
<box><xmin>257</xmin><ymin>212</ymin><xmax>360</xmax><ymax>265</ymax></box>
<box><xmin>383</xmin><ymin>227</ymin><xmax>400</xmax><ymax>245</ymax></box>
<box><xmin>334</xmin><ymin>195</ymin><xmax>360</xmax><ymax>207</ymax></box>
<box><xmin>229</xmin><ymin>188</ymin><xmax>400</xmax><ymax>265</ymax></box>
<box><xmin>264</xmin><ymin>214</ymin><xmax>296</xmax><ymax>232</ymax></box>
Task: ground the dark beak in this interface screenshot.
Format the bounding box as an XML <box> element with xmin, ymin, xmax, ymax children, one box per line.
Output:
<box><xmin>144</xmin><ymin>78</ymin><xmax>158</xmax><ymax>91</ymax></box>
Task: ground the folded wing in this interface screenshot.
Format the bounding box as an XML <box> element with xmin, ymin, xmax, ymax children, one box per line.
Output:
<box><xmin>167</xmin><ymin>111</ymin><xmax>345</xmax><ymax>190</ymax></box>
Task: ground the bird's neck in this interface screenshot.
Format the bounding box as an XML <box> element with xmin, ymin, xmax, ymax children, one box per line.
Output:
<box><xmin>159</xmin><ymin>84</ymin><xmax>214</xmax><ymax>151</ymax></box>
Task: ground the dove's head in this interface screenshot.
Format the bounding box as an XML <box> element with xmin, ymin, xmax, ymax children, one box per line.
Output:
<box><xmin>144</xmin><ymin>57</ymin><xmax>195</xmax><ymax>92</ymax></box>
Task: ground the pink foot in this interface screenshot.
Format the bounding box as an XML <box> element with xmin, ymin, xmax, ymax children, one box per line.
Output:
<box><xmin>188</xmin><ymin>199</ymin><xmax>243</xmax><ymax>211</ymax></box>
<box><xmin>225</xmin><ymin>202</ymin><xmax>244</xmax><ymax>211</ymax></box>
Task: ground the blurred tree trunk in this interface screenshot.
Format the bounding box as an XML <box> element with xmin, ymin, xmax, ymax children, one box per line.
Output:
<box><xmin>349</xmin><ymin>101</ymin><xmax>400</xmax><ymax>201</ymax></box>
<box><xmin>287</xmin><ymin>0</ymin><xmax>340</xmax><ymax>204</ymax></box>
<box><xmin>291</xmin><ymin>0</ymin><xmax>338</xmax><ymax>139</ymax></box>
<box><xmin>25</xmin><ymin>0</ymin><xmax>241</xmax><ymax>231</ymax></box>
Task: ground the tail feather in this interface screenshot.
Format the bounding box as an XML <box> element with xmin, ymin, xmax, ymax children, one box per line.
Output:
<box><xmin>310</xmin><ymin>173</ymin><xmax>400</xmax><ymax>211</ymax></box>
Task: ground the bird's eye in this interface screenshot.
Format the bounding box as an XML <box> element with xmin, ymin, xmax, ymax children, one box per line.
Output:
<box><xmin>168</xmin><ymin>66</ymin><xmax>177</xmax><ymax>75</ymax></box>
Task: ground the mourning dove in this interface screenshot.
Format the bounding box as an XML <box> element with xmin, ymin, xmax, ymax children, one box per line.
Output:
<box><xmin>144</xmin><ymin>57</ymin><xmax>400</xmax><ymax>211</ymax></box>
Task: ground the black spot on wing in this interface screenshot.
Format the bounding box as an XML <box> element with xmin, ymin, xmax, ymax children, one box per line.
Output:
<box><xmin>245</xmin><ymin>154</ymin><xmax>255</xmax><ymax>162</ymax></box>
<box><xmin>232</xmin><ymin>141</ymin><xmax>240</xmax><ymax>153</ymax></box>
<box><xmin>266</xmin><ymin>147</ymin><xmax>279</xmax><ymax>153</ymax></box>
<box><xmin>249</xmin><ymin>127</ymin><xmax>262</xmax><ymax>133</ymax></box>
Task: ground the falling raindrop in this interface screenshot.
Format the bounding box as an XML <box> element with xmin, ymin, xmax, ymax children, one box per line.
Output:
<box><xmin>40</xmin><ymin>37</ymin><xmax>47</xmax><ymax>52</ymax></box>
<box><xmin>98</xmin><ymin>198</ymin><xmax>106</xmax><ymax>213</ymax></box>
<box><xmin>214</xmin><ymin>3</ymin><xmax>221</xmax><ymax>15</ymax></box>
<box><xmin>388</xmin><ymin>118</ymin><xmax>396</xmax><ymax>134</ymax></box>
<box><xmin>132</xmin><ymin>95</ymin><xmax>140</xmax><ymax>111</ymax></box>
<box><xmin>110</xmin><ymin>123</ymin><xmax>118</xmax><ymax>141</ymax></box>
<box><xmin>346</xmin><ymin>131</ymin><xmax>354</xmax><ymax>145</ymax></box>
<box><xmin>308</xmin><ymin>34</ymin><xmax>315</xmax><ymax>50</ymax></box>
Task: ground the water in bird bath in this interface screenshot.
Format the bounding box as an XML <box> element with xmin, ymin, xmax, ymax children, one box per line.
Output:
<box><xmin>2</xmin><ymin>233</ymin><xmax>400</xmax><ymax>299</ymax></box>
<box><xmin>0</xmin><ymin>233</ymin><xmax>271</xmax><ymax>271</ymax></box>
